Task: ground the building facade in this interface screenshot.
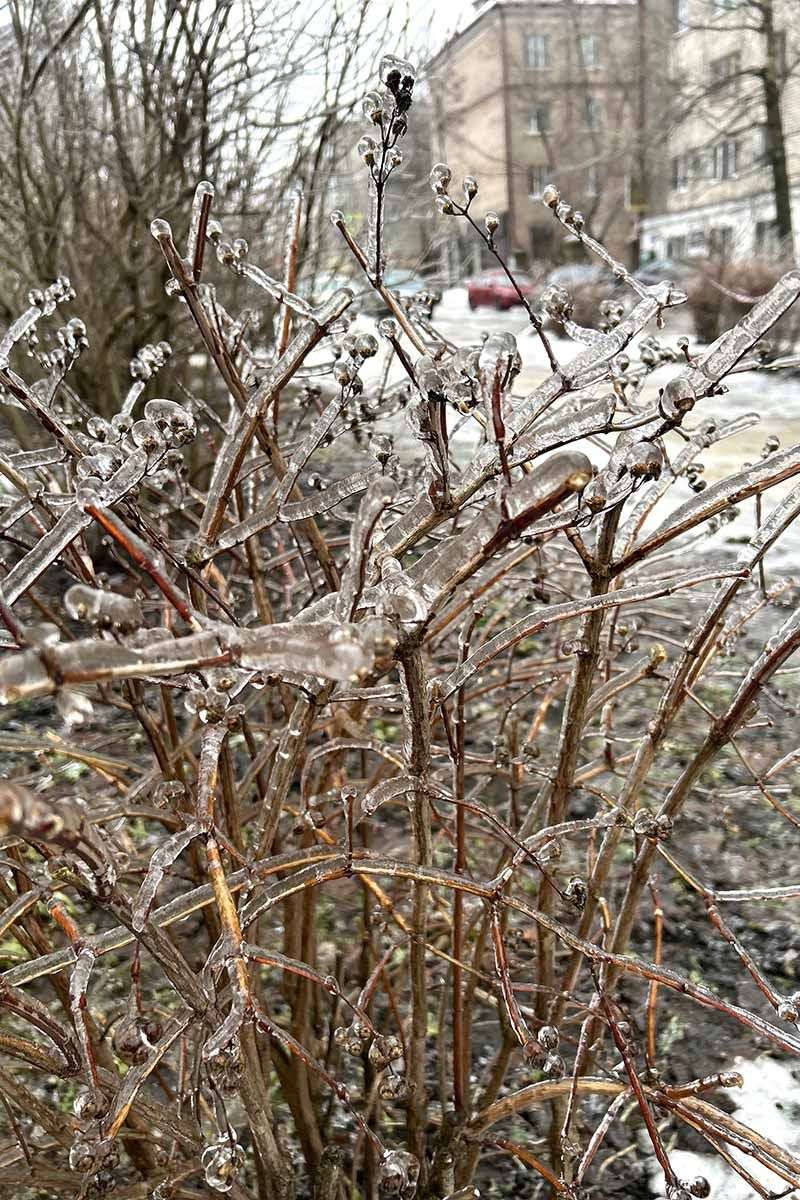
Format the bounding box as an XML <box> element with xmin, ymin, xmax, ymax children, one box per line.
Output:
<box><xmin>639</xmin><ymin>0</ymin><xmax>800</xmax><ymax>263</ymax></box>
<box><xmin>427</xmin><ymin>0</ymin><xmax>673</xmax><ymax>273</ymax></box>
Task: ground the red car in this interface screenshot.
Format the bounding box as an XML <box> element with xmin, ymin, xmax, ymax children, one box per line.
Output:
<box><xmin>467</xmin><ymin>269</ymin><xmax>535</xmax><ymax>311</ymax></box>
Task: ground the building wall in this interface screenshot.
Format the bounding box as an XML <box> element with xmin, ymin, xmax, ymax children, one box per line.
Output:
<box><xmin>641</xmin><ymin>0</ymin><xmax>800</xmax><ymax>260</ymax></box>
<box><xmin>428</xmin><ymin>0</ymin><xmax>673</xmax><ymax>270</ymax></box>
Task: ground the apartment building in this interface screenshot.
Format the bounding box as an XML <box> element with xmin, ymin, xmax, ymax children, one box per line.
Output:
<box><xmin>640</xmin><ymin>0</ymin><xmax>800</xmax><ymax>263</ymax></box>
<box><xmin>427</xmin><ymin>0</ymin><xmax>673</xmax><ymax>272</ymax></box>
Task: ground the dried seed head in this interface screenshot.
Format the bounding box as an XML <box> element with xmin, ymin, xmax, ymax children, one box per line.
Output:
<box><xmin>369</xmin><ymin>1034</ymin><xmax>404</xmax><ymax>1069</ymax></box>
<box><xmin>537</xmin><ymin>1025</ymin><xmax>559</xmax><ymax>1050</ymax></box>
<box><xmin>378</xmin><ymin>1148</ymin><xmax>420</xmax><ymax>1197</ymax></box>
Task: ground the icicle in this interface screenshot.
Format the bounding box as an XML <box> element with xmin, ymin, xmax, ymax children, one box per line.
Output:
<box><xmin>366</xmin><ymin>169</ymin><xmax>384</xmax><ymax>282</ymax></box>
<box><xmin>336</xmin><ymin>478</ymin><xmax>397</xmax><ymax>620</ymax></box>
<box><xmin>438</xmin><ymin>564</ymin><xmax>740</xmax><ymax>700</ymax></box>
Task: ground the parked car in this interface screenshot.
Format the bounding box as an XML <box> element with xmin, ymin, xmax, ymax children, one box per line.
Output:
<box><xmin>466</xmin><ymin>269</ymin><xmax>535</xmax><ymax>310</ymax></box>
<box><xmin>543</xmin><ymin>263</ymin><xmax>611</xmax><ymax>291</ymax></box>
<box><xmin>633</xmin><ymin>258</ymin><xmax>693</xmax><ymax>288</ymax></box>
<box><xmin>360</xmin><ymin>269</ymin><xmax>436</xmax><ymax>314</ymax></box>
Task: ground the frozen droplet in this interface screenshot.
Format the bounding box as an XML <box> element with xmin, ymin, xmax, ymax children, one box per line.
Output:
<box><xmin>56</xmin><ymin>689</ymin><xmax>94</xmax><ymax>729</ymax></box>
<box><xmin>357</xmin><ymin>135</ymin><xmax>378</xmax><ymax>165</ymax></box>
<box><xmin>378</xmin><ymin>1148</ymin><xmax>420</xmax><ymax>1197</ymax></box>
<box><xmin>429</xmin><ymin>163</ymin><xmax>452</xmax><ymax>195</ymax></box>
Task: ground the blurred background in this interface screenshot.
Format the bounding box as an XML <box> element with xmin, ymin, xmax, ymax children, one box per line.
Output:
<box><xmin>0</xmin><ymin>0</ymin><xmax>797</xmax><ymax>408</ymax></box>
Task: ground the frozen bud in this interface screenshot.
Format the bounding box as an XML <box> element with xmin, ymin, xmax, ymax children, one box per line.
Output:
<box><xmin>369</xmin><ymin>1034</ymin><xmax>404</xmax><ymax>1069</ymax></box>
<box><xmin>379</xmin><ymin>1074</ymin><xmax>410</xmax><ymax>1102</ymax></box>
<box><xmin>201</xmin><ymin>1136</ymin><xmax>245</xmax><ymax>1194</ymax></box>
<box><xmin>429</xmin><ymin>163</ymin><xmax>452</xmax><ymax>194</ymax></box>
<box><xmin>153</xmin><ymin>779</ymin><xmax>187</xmax><ymax>810</ymax></box>
<box><xmin>581</xmin><ymin>474</ymin><xmax>608</xmax><ymax>513</ymax></box>
<box><xmin>537</xmin><ymin>1025</ymin><xmax>560</xmax><ymax>1050</ymax></box>
<box><xmin>354</xmin><ymin>332</ymin><xmax>379</xmax><ymax>358</ymax></box>
<box><xmin>378</xmin><ymin>317</ymin><xmax>399</xmax><ymax>340</ymax></box>
<box><xmin>686</xmin><ymin>1180</ymin><xmax>711</xmax><ymax>1199</ymax></box>
<box><xmin>357</xmin><ymin>135</ymin><xmax>379</xmax><ymax>165</ymax></box>
<box><xmin>623</xmin><ymin>441</ymin><xmax>663</xmax><ymax>480</ymax></box>
<box><xmin>777</xmin><ymin>1000</ymin><xmax>798</xmax><ymax>1023</ymax></box>
<box><xmin>719</xmin><ymin>1070</ymin><xmax>744</xmax><ymax>1088</ymax></box>
<box><xmin>565</xmin><ymin>876</ymin><xmax>587</xmax><ymax>910</ymax></box>
<box><xmin>329</xmin><ymin>209</ymin><xmax>345</xmax><ymax>228</ymax></box>
<box><xmin>333</xmin><ymin>359</ymin><xmax>358</xmax><ymax>386</ymax></box>
<box><xmin>362</xmin><ymin>90</ymin><xmax>385</xmax><ymax>124</ymax></box>
<box><xmin>378</xmin><ymin>1148</ymin><xmax>420</xmax><ymax>1197</ymax></box>
<box><xmin>655</xmin><ymin>814</ymin><xmax>673</xmax><ymax>840</ymax></box>
<box><xmin>150</xmin><ymin>218</ymin><xmax>172</xmax><ymax>243</ymax></box>
<box><xmin>542</xmin><ymin>184</ymin><xmax>560</xmax><ymax>209</ymax></box>
<box><xmin>633</xmin><ymin>808</ymin><xmax>658</xmax><ymax>838</ymax></box>
<box><xmin>131</xmin><ymin>418</ymin><xmax>165</xmax><ymax>454</ymax></box>
<box><xmin>763</xmin><ymin>434</ymin><xmax>780</xmax><ymax>454</ymax></box>
<box><xmin>543</xmin><ymin>1053</ymin><xmax>565</xmax><ymax>1080</ymax></box>
<box><xmin>371</xmin><ymin>434</ymin><xmax>394</xmax><ymax>465</ymax></box>
<box><xmin>462</xmin><ymin>175</ymin><xmax>478</xmax><ymax>200</ymax></box>
<box><xmin>385</xmin><ymin>147</ymin><xmax>403</xmax><ymax>171</ymax></box>
<box><xmin>571</xmin><ymin>211</ymin><xmax>585</xmax><ymax>230</ymax></box>
<box><xmin>484</xmin><ymin>211</ymin><xmax>500</xmax><ymax>235</ymax></box>
<box><xmin>232</xmin><ymin>238</ymin><xmax>248</xmax><ymax>259</ymax></box>
<box><xmin>73</xmin><ymin>1086</ymin><xmax>108</xmax><ymax>1121</ymax></box>
<box><xmin>661</xmin><ymin>377</ymin><xmax>696</xmax><ymax>421</ymax></box>
<box><xmin>435</xmin><ymin>195</ymin><xmax>455</xmax><ymax>216</ymax></box>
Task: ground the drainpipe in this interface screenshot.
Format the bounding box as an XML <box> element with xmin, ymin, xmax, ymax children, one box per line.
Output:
<box><xmin>499</xmin><ymin>5</ymin><xmax>517</xmax><ymax>265</ymax></box>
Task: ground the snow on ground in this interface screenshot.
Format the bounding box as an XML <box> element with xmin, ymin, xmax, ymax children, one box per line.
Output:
<box><xmin>646</xmin><ymin>1056</ymin><xmax>800</xmax><ymax>1199</ymax></box>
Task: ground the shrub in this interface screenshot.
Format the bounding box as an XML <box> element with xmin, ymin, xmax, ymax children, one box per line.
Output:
<box><xmin>0</xmin><ymin>54</ymin><xmax>800</xmax><ymax>1200</ymax></box>
<box><xmin>687</xmin><ymin>258</ymin><xmax>800</xmax><ymax>350</ymax></box>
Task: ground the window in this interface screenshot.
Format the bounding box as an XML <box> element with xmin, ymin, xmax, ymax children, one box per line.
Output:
<box><xmin>526</xmin><ymin>34</ymin><xmax>549</xmax><ymax>69</ymax></box>
<box><xmin>713</xmin><ymin>139</ymin><xmax>738</xmax><ymax>179</ymax></box>
<box><xmin>528</xmin><ymin>103</ymin><xmax>551</xmax><ymax>134</ymax></box>
<box><xmin>674</xmin><ymin>0</ymin><xmax>689</xmax><ymax>33</ymax></box>
<box><xmin>666</xmin><ymin>235</ymin><xmax>687</xmax><ymax>260</ymax></box>
<box><xmin>578</xmin><ymin>35</ymin><xmax>600</xmax><ymax>68</ymax></box>
<box><xmin>688</xmin><ymin>229</ymin><xmax>706</xmax><ymax>255</ymax></box>
<box><xmin>528</xmin><ymin>165</ymin><xmax>548</xmax><ymax>197</ymax></box>
<box><xmin>755</xmin><ymin>126</ymin><xmax>770</xmax><ymax>166</ymax></box>
<box><xmin>671</xmin><ymin>154</ymin><xmax>688</xmax><ymax>191</ymax></box>
<box><xmin>714</xmin><ymin>0</ymin><xmax>742</xmax><ymax>11</ymax></box>
<box><xmin>710</xmin><ymin>51</ymin><xmax>740</xmax><ymax>90</ymax></box>
<box><xmin>584</xmin><ymin>96</ymin><xmax>602</xmax><ymax>130</ymax></box>
<box><xmin>587</xmin><ymin>165</ymin><xmax>599</xmax><ymax>196</ymax></box>
<box><xmin>709</xmin><ymin>226</ymin><xmax>734</xmax><ymax>257</ymax></box>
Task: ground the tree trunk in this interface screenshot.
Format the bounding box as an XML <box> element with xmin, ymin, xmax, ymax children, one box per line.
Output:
<box><xmin>762</xmin><ymin>0</ymin><xmax>794</xmax><ymax>251</ymax></box>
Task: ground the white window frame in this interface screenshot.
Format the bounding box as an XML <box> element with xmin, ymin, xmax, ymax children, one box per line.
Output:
<box><xmin>526</xmin><ymin>34</ymin><xmax>549</xmax><ymax>70</ymax></box>
<box><xmin>528</xmin><ymin>103</ymin><xmax>551</xmax><ymax>135</ymax></box>
<box><xmin>675</xmin><ymin>0</ymin><xmax>689</xmax><ymax>34</ymax></box>
<box><xmin>528</xmin><ymin>165</ymin><xmax>548</xmax><ymax>198</ymax></box>
<box><xmin>713</xmin><ymin>139</ymin><xmax>738</xmax><ymax>180</ymax></box>
<box><xmin>578</xmin><ymin>34</ymin><xmax>600</xmax><ymax>69</ymax></box>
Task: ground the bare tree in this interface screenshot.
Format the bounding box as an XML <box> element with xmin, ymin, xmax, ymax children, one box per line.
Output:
<box><xmin>0</xmin><ymin>0</ymin><xmax>411</xmax><ymax>412</ymax></box>
<box><xmin>672</xmin><ymin>0</ymin><xmax>796</xmax><ymax>251</ymax></box>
